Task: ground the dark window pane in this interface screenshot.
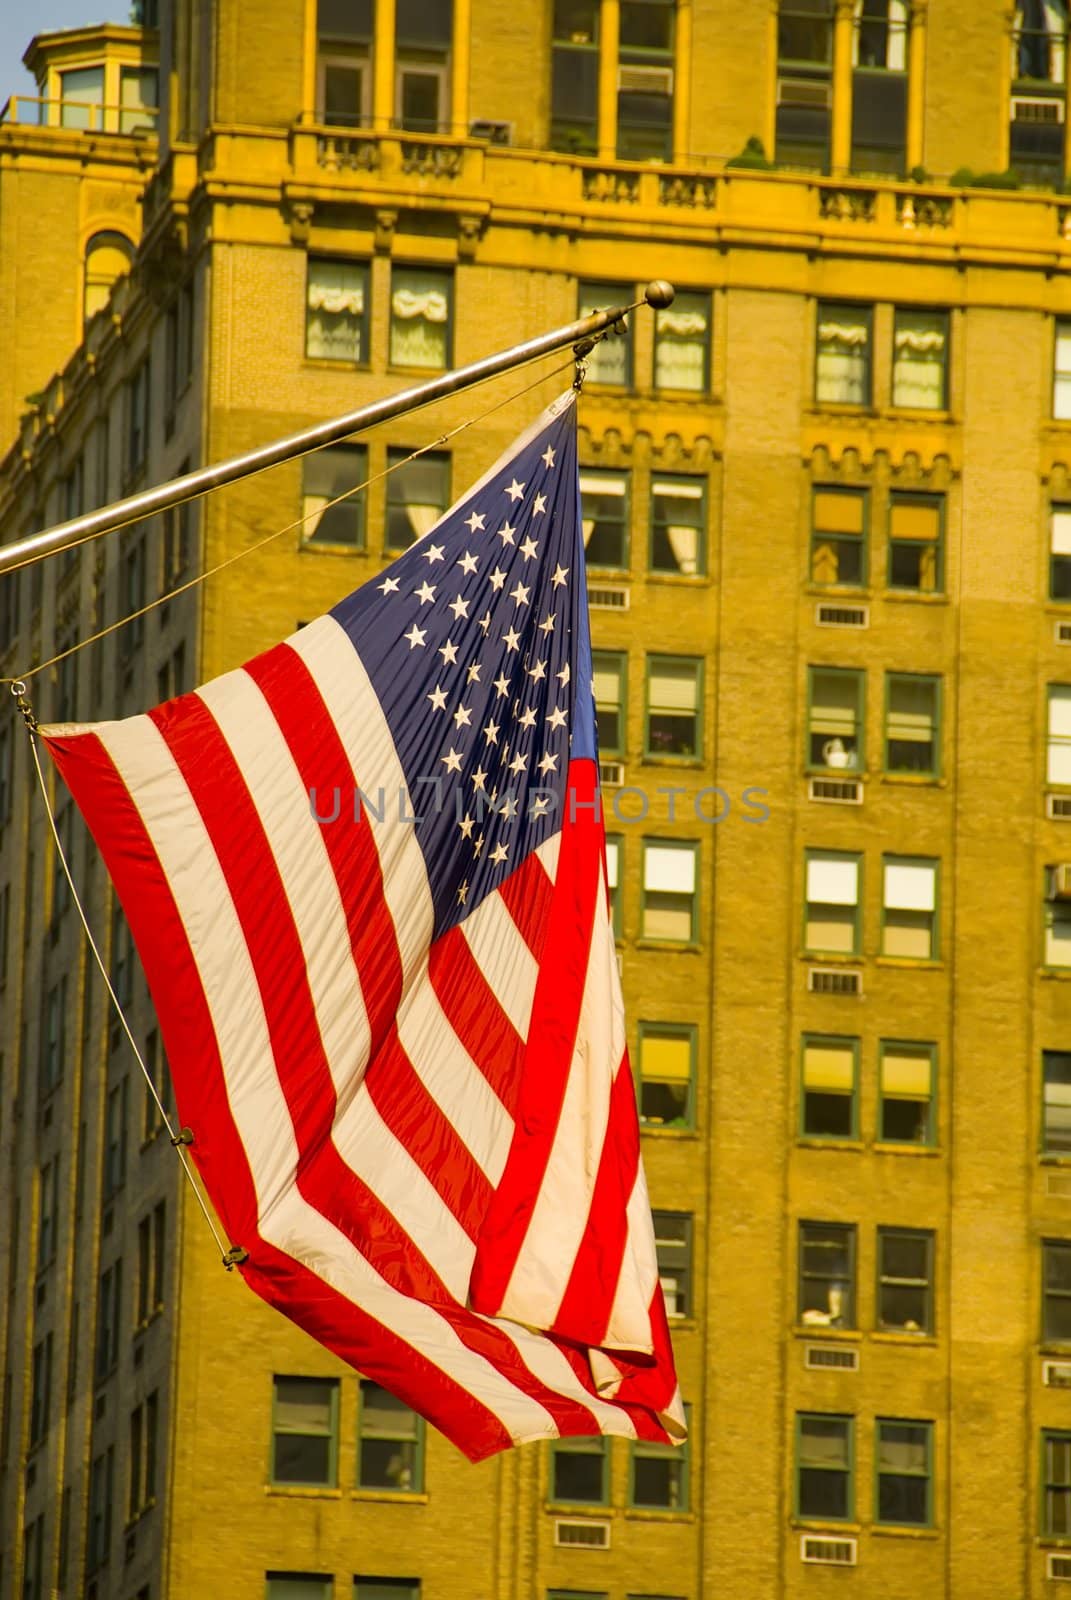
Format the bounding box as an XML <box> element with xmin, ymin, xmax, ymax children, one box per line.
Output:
<box><xmin>799</xmin><ymin>1467</ymin><xmax>848</xmax><ymax>1518</ymax></box>
<box><xmin>554</xmin><ymin>1451</ymin><xmax>603</xmax><ymax>1501</ymax></box>
<box><xmin>632</xmin><ymin>1455</ymin><xmax>683</xmax><ymax>1507</ymax></box>
<box><xmin>804</xmin><ymin>1089</ymin><xmax>853</xmax><ymax>1138</ymax></box>
<box><xmin>360</xmin><ymin>1437</ymin><xmax>419</xmax><ymax>1489</ymax></box>
<box><xmin>640</xmin><ymin>1078</ymin><xmax>689</xmax><ymax>1125</ymax></box>
<box><xmin>274</xmin><ymin>1434</ymin><xmax>330</xmax><ymax>1483</ymax></box>
<box><xmin>554</xmin><ymin>0</ymin><xmax>598</xmax><ymax>41</ymax></box>
<box><xmin>878</xmin><ymin>1472</ymin><xmax>927</xmax><ymax>1524</ymax></box>
<box><xmin>319</xmin><ymin>0</ymin><xmax>373</xmax><ymax>36</ymax></box>
<box><xmin>881</xmin><ymin>1096</ymin><xmax>929</xmax><ymax>1142</ymax></box>
<box><xmin>882</xmin><ymin>1233</ymin><xmax>928</xmax><ymax>1280</ymax></box>
<box><xmin>396</xmin><ymin>0</ymin><xmax>452</xmax><ymax>46</ymax></box>
<box><xmin>620</xmin><ymin>0</ymin><xmax>674</xmax><ymax>51</ymax></box>
<box><xmin>879</xmin><ymin>1284</ymin><xmax>927</xmax><ymax>1328</ymax></box>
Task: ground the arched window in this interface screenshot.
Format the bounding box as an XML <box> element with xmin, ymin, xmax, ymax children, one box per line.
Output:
<box><xmin>83</xmin><ymin>232</ymin><xmax>134</xmax><ymax>326</ymax></box>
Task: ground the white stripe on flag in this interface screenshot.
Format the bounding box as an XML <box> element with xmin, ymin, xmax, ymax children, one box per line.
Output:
<box><xmin>460</xmin><ymin>889</ymin><xmax>539</xmax><ymax>1041</ymax></box>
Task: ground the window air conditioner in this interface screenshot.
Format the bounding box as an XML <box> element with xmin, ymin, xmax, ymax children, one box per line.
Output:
<box><xmin>617</xmin><ymin>64</ymin><xmax>674</xmax><ymax>95</ymax></box>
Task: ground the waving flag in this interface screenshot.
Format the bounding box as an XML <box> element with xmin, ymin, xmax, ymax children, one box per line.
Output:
<box><xmin>41</xmin><ymin>390</ymin><xmax>685</xmax><ymax>1460</ymax></box>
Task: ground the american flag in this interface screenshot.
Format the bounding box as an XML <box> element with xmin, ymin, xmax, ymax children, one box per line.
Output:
<box><xmin>42</xmin><ymin>390</ymin><xmax>685</xmax><ymax>1461</ymax></box>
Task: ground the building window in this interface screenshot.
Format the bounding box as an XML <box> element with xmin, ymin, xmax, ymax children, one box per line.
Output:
<box><xmin>1044</xmin><ymin>1050</ymin><xmax>1071</xmax><ymax>1153</ymax></box>
<box><xmin>579</xmin><ymin>283</ymin><xmax>632</xmax><ymax>387</ymax></box>
<box><xmin>653</xmin><ymin>294</ymin><xmax>709</xmax><ymax>393</ymax></box>
<box><xmin>358</xmin><ymin>1380</ymin><xmax>424</xmax><ymax>1491</ymax></box>
<box><xmin>1045</xmin><ymin>1240</ymin><xmax>1071</xmax><ymax>1341</ymax></box>
<box><xmin>851</xmin><ymin>1</ymin><xmax>908</xmax><ymax>175</ymax></box>
<box><xmin>354</xmin><ymin>1581</ymin><xmax>420</xmax><ymax>1600</ymax></box>
<box><xmin>385</xmin><ymin>449</ymin><xmax>450</xmax><ymax>549</ymax></box>
<box><xmin>888</xmin><ymin>492</ymin><xmax>943</xmax><ymax>592</ymax></box>
<box><xmin>302</xmin><ymin>444</ymin><xmax>368</xmax><ymax>547</ymax></box>
<box><xmin>550</xmin><ymin>0</ymin><xmax>599</xmax><ymax>151</ymax></box>
<box><xmin>638</xmin><ymin>1023</ymin><xmax>696</xmax><ymax>1129</ymax></box>
<box><xmin>807</xmin><ymin>666</ymin><xmax>864</xmax><ymax>772</ymax></box>
<box><xmin>629</xmin><ymin>1416</ymin><xmax>689</xmax><ymax>1510</ymax></box>
<box><xmin>0</xmin><ymin>882</ymin><xmax>8</xmax><ymax>983</ymax></box>
<box><xmin>1012</xmin><ymin>2</ymin><xmax>1067</xmax><ymax>184</ymax></box>
<box><xmin>306</xmin><ymin>258</ymin><xmax>369</xmax><ymax>362</ymax></box>
<box><xmin>136</xmin><ymin>1202</ymin><xmax>166</xmax><ymax>1325</ymax></box>
<box><xmin>41</xmin><ymin>975</ymin><xmax>67</xmax><ymax>1098</ymax></box>
<box><xmin>60</xmin><ymin>64</ymin><xmax>104</xmax><ymax>128</ymax></box>
<box><xmin>162</xmin><ymin>491</ymin><xmax>192</xmax><ymax>593</ymax></box>
<box><xmin>86</xmin><ymin>1446</ymin><xmax>115</xmax><ymax>1571</ymax></box>
<box><xmin>798</xmin><ymin>1221</ymin><xmax>855</xmax><ymax>1328</ymax></box>
<box><xmin>645</xmin><ymin>656</ymin><xmax>702</xmax><ymax>758</ymax></box>
<box><xmin>882</xmin><ymin>857</ymin><xmax>938</xmax><ymax>959</ymax></box>
<box><xmin>1048</xmin><ymin>868</ymin><xmax>1071</xmax><ymax>967</ymax></box>
<box><xmin>267</xmin><ymin>1576</ymin><xmax>334</xmax><ymax>1600</ymax></box>
<box><xmin>879</xmin><ymin>1041</ymin><xmax>935</xmax><ymax>1145</ymax></box>
<box><xmin>163</xmin><ymin>284</ymin><xmax>194</xmax><ymax>427</ymax></box>
<box><xmin>36</xmin><ymin>1157</ymin><xmax>59</xmax><ymax>1270</ymax></box>
<box><xmin>804</xmin><ymin>851</ymin><xmax>861</xmax><ymax>956</ymax></box>
<box><xmin>395</xmin><ymin>0</ymin><xmax>452</xmax><ymax>131</ymax></box>
<box><xmin>650</xmin><ymin>475</ymin><xmax>705</xmax><ymax>574</ymax></box>
<box><xmin>1045</xmin><ymin>1431</ymin><xmax>1071</xmax><ymax>1534</ymax></box>
<box><xmin>892</xmin><ymin>309</ymin><xmax>948</xmax><ymax>410</ymax></box>
<box><xmin>1050</xmin><ymin>687</ymin><xmax>1071</xmax><ymax>788</ymax></box>
<box><xmin>800</xmin><ymin>1035</ymin><xmax>857</xmax><ymax>1140</ymax></box>
<box><xmin>580</xmin><ymin>468</ymin><xmax>629</xmax><ymax>567</ymax></box>
<box><xmin>318</xmin><ymin>0</ymin><xmax>372</xmax><ymax>129</ymax></box>
<box><xmin>0</xmin><ymin>717</ymin><xmax>12</xmax><ymax>826</ymax></box>
<box><xmin>127</xmin><ymin>360</ymin><xmax>150</xmax><ymax>475</ymax></box>
<box><xmin>24</xmin><ymin>1513</ymin><xmax>43</xmax><ymax>1600</ymax></box>
<box><xmin>551</xmin><ymin>1436</ymin><xmax>608</xmax><ymax>1503</ymax></box>
<box><xmin>120</xmin><ymin>536</ymin><xmax>147</xmax><ymax>660</ymax></box>
<box><xmin>884</xmin><ymin>674</ymin><xmax>940</xmax><ymax>776</ymax></box>
<box><xmin>95</xmin><ymin>1259</ymin><xmax>122</xmax><ymax>1381</ymax></box>
<box><xmin>605</xmin><ymin>834</ymin><xmax>622</xmax><ymax>935</ymax></box>
<box><xmin>776</xmin><ymin>1</ymin><xmax>833</xmax><ymax>167</ymax></box>
<box><xmin>653</xmin><ymin>1210</ymin><xmax>692</xmax><ymax>1317</ymax></box>
<box><xmin>810</xmin><ymin>487</ymin><xmax>867</xmax><ymax>585</ymax></box>
<box><xmin>1054</xmin><ymin>506</ymin><xmax>1071</xmax><ymax>601</ymax></box>
<box><xmin>1056</xmin><ymin>323</ymin><xmax>1071</xmax><ymax>420</ymax></box>
<box><xmin>104</xmin><ymin>1078</ymin><xmax>128</xmax><ymax>1198</ymax></box>
<box><xmin>129</xmin><ymin>1391</ymin><xmax>159</xmax><ymax>1517</ymax></box>
<box><xmin>876</xmin><ymin>1418</ymin><xmax>932</xmax><ymax>1526</ymax></box>
<box><xmin>641</xmin><ymin>840</ymin><xmax>698</xmax><ymax>941</ymax></box>
<box><xmin>592</xmin><ymin>651</ymin><xmax>627</xmax><ymax>757</ymax></box>
<box><xmin>29</xmin><ymin>1334</ymin><xmax>52</xmax><ymax>1447</ymax></box>
<box><xmin>143</xmin><ymin>1028</ymin><xmax>172</xmax><ymax>1140</ymax></box>
<box><xmin>876</xmin><ymin>1226</ymin><xmax>933</xmax><ymax>1333</ymax></box>
<box><xmin>796</xmin><ymin>1413</ymin><xmax>853</xmax><ymax>1520</ymax></box>
<box><xmin>815</xmin><ymin>303</ymin><xmax>871</xmax><ymax>406</ymax></box>
<box><xmin>119</xmin><ymin>65</ymin><xmax>158</xmax><ymax>132</ymax></box>
<box><xmin>617</xmin><ymin>0</ymin><xmax>675</xmax><ymax>160</ymax></box>
<box><xmin>390</xmin><ymin>267</ymin><xmax>452</xmax><ymax>369</ymax></box>
<box><xmin>271</xmin><ymin>1376</ymin><xmax>339</xmax><ymax>1486</ymax></box>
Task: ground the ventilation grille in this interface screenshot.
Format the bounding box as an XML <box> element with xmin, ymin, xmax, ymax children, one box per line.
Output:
<box><xmin>815</xmin><ymin>602</ymin><xmax>869</xmax><ymax>629</ymax></box>
<box><xmin>1012</xmin><ymin>94</ymin><xmax>1064</xmax><ymax>124</ymax></box>
<box><xmin>589</xmin><ymin>585</ymin><xmax>630</xmax><ymax>610</ymax></box>
<box><xmin>554</xmin><ymin>1517</ymin><xmax>611</xmax><ymax>1550</ymax></box>
<box><xmin>805</xmin><ymin>1344</ymin><xmax>859</xmax><ymax>1371</ymax></box>
<box><xmin>779</xmin><ymin>77</ymin><xmax>832</xmax><ymax>109</ymax></box>
<box><xmin>599</xmin><ymin>761</ymin><xmax>624</xmax><ymax>787</ymax></box>
<box><xmin>1049</xmin><ymin>1552</ymin><xmax>1071</xmax><ymax>1581</ymax></box>
<box><xmin>1057</xmin><ymin>620</ymin><xmax>1071</xmax><ymax>645</ymax></box>
<box><xmin>801</xmin><ymin>1534</ymin><xmax>857</xmax><ymax>1566</ymax></box>
<box><xmin>618</xmin><ymin>64</ymin><xmax>673</xmax><ymax>95</ymax></box>
<box><xmin>1044</xmin><ymin>1359</ymin><xmax>1071</xmax><ymax>1388</ymax></box>
<box><xmin>809</xmin><ymin>776</ymin><xmax>862</xmax><ymax>805</ymax></box>
<box><xmin>1049</xmin><ymin>793</ymin><xmax>1071</xmax><ymax>820</ymax></box>
<box><xmin>807</xmin><ymin>966</ymin><xmax>862</xmax><ymax>997</ymax></box>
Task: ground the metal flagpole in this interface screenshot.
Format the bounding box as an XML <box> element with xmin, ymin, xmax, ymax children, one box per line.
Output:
<box><xmin>0</xmin><ymin>282</ymin><xmax>675</xmax><ymax>578</ymax></box>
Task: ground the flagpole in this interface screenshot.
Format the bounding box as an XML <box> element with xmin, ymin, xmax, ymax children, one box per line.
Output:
<box><xmin>0</xmin><ymin>282</ymin><xmax>675</xmax><ymax>578</ymax></box>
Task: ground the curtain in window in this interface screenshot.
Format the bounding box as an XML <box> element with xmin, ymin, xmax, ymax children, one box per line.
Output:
<box><xmin>307</xmin><ymin>262</ymin><xmax>366</xmax><ymax>359</ymax></box>
<box><xmin>1014</xmin><ymin>0</ymin><xmax>1068</xmax><ymax>83</ymax></box>
<box><xmin>1056</xmin><ymin>326</ymin><xmax>1071</xmax><ymax>418</ymax></box>
<box><xmin>580</xmin><ymin>288</ymin><xmax>629</xmax><ymax>385</ymax></box>
<box><xmin>892</xmin><ymin>314</ymin><xmax>946</xmax><ymax>408</ymax></box>
<box><xmin>652</xmin><ymin>479</ymin><xmax>703</xmax><ymax>573</ymax></box>
<box><xmin>852</xmin><ymin>0</ymin><xmax>907</xmax><ymax>69</ymax></box>
<box><xmin>654</xmin><ymin>298</ymin><xmax>708</xmax><ymax>390</ymax></box>
<box><xmin>390</xmin><ymin>272</ymin><xmax>450</xmax><ymax>367</ymax></box>
<box><xmin>816</xmin><ymin>314</ymin><xmax>869</xmax><ymax>403</ymax></box>
<box><xmin>806</xmin><ymin>856</ymin><xmax>858</xmax><ymax>905</ymax></box>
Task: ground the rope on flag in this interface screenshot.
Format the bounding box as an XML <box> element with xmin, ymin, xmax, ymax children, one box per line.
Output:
<box><xmin>39</xmin><ymin>389</ymin><xmax>686</xmax><ymax>1461</ymax></box>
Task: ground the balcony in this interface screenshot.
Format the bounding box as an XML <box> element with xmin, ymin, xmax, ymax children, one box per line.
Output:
<box><xmin>0</xmin><ymin>94</ymin><xmax>159</xmax><ymax>136</ymax></box>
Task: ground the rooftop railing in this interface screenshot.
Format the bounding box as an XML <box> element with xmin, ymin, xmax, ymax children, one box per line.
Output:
<box><xmin>0</xmin><ymin>95</ymin><xmax>158</xmax><ymax>135</ymax></box>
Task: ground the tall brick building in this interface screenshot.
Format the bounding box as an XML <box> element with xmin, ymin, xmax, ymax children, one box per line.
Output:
<box><xmin>3</xmin><ymin>2</ymin><xmax>1071</xmax><ymax>1596</ymax></box>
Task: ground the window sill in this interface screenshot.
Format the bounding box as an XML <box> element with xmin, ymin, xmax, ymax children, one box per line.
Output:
<box><xmin>298</xmin><ymin>541</ymin><xmax>370</xmax><ymax>556</ymax></box>
<box><xmin>1039</xmin><ymin>967</ymin><xmax>1071</xmax><ymax>980</ymax></box>
<box><xmin>871</xmin><ymin>1522</ymin><xmax>939</xmax><ymax>1539</ymax></box>
<box><xmin>545</xmin><ymin>1500</ymin><xmax>611</xmax><ymax>1515</ymax></box>
<box><xmin>805</xmin><ymin>583</ymin><xmax>871</xmax><ymax>598</ymax></box>
<box><xmin>645</xmin><ymin>572</ymin><xmax>712</xmax><ymax>587</ymax></box>
<box><xmin>638</xmin><ymin>756</ymin><xmax>706</xmax><ymax>769</ymax></box>
<box><xmin>873</xmin><ymin>957</ymin><xmax>943</xmax><ymax>970</ymax></box>
<box><xmin>634</xmin><ymin>939</ymin><xmax>702</xmax><ymax>953</ymax></box>
<box><xmin>878</xmin><ymin>773</ymin><xmax>945</xmax><ymax>787</ymax></box>
<box><xmin>869</xmin><ymin>1330</ymin><xmax>936</xmax><ymax>1346</ymax></box>
<box><xmin>265</xmin><ymin>1485</ymin><xmax>342</xmax><ymax>1499</ymax></box>
<box><xmin>792</xmin><ymin>1326</ymin><xmax>861</xmax><ymax>1343</ymax></box>
<box><xmin>883</xmin><ymin>589</ymin><xmax>949</xmax><ymax>605</ymax></box>
<box><xmin>801</xmin><ymin>950</ymin><xmax>861</xmax><ymax>964</ymax></box>
<box><xmin>884</xmin><ymin>406</ymin><xmax>953</xmax><ymax>424</ymax></box>
<box><xmin>624</xmin><ymin>1507</ymin><xmax>696</xmax><ymax>1523</ymax></box>
<box><xmin>350</xmin><ymin>1489</ymin><xmax>429</xmax><ymax>1505</ymax></box>
<box><xmin>665</xmin><ymin>1316</ymin><xmax>698</xmax><ymax>1333</ymax></box>
<box><xmin>1039</xmin><ymin>1153</ymin><xmax>1071</xmax><ymax>1164</ymax></box>
<box><xmin>387</xmin><ymin>363</ymin><xmax>450</xmax><ymax>378</ymax></box>
<box><xmin>641</xmin><ymin>1124</ymin><xmax>700</xmax><ymax>1140</ymax></box>
<box><xmin>872</xmin><ymin>1141</ymin><xmax>941</xmax><ymax>1157</ymax></box>
<box><xmin>798</xmin><ymin>1137</ymin><xmax>865</xmax><ymax>1152</ymax></box>
<box><xmin>791</xmin><ymin>1517</ymin><xmax>861</xmax><ymax>1532</ymax></box>
<box><xmin>303</xmin><ymin>357</ymin><xmax>373</xmax><ymax>372</ymax></box>
<box><xmin>808</xmin><ymin>401</ymin><xmax>878</xmax><ymax>417</ymax></box>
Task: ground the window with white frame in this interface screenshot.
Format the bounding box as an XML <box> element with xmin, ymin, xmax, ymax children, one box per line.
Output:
<box><xmin>815</xmin><ymin>303</ymin><xmax>871</xmax><ymax>406</ymax></box>
<box><xmin>653</xmin><ymin>293</ymin><xmax>709</xmax><ymax>392</ymax></box>
<box><xmin>642</xmin><ymin>840</ymin><xmax>698</xmax><ymax>941</ymax></box>
<box><xmin>882</xmin><ymin>857</ymin><xmax>938</xmax><ymax>958</ymax></box>
<box><xmin>318</xmin><ymin>48</ymin><xmax>370</xmax><ymax>126</ymax></box>
<box><xmin>306</xmin><ymin>258</ymin><xmax>369</xmax><ymax>362</ymax></box>
<box><xmin>389</xmin><ymin>267</ymin><xmax>452</xmax><ymax>369</ymax></box>
<box><xmin>804</xmin><ymin>852</ymin><xmax>861</xmax><ymax>955</ymax></box>
<box><xmin>1057</xmin><ymin>322</ymin><xmax>1071</xmax><ymax>420</ymax></box>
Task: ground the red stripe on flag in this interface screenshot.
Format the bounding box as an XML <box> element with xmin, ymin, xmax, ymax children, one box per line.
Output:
<box><xmin>428</xmin><ymin>929</ymin><xmax>524</xmax><ymax>1115</ymax></box>
<box><xmin>468</xmin><ymin>758</ymin><xmax>601</xmax><ymax>1318</ymax></box>
<box><xmin>496</xmin><ymin>851</ymin><xmax>555</xmax><ymax>960</ymax></box>
<box><xmin>549</xmin><ymin>1052</ymin><xmax>638</xmax><ymax>1346</ymax></box>
<box><xmin>45</xmin><ymin>728</ymin><xmax>619</xmax><ymax>1454</ymax></box>
<box><xmin>243</xmin><ymin>644</ymin><xmax>403</xmax><ymax>1049</ymax></box>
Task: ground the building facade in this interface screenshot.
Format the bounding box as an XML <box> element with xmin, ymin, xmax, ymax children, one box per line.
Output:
<box><xmin>4</xmin><ymin>1</ymin><xmax>1071</xmax><ymax>1597</ymax></box>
